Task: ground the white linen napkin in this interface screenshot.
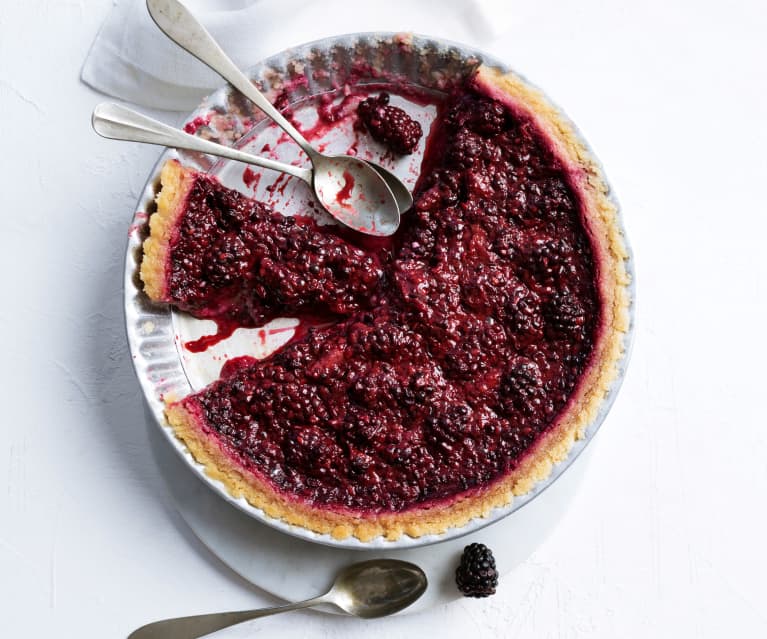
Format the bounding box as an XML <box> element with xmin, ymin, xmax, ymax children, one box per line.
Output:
<box><xmin>81</xmin><ymin>0</ymin><xmax>512</xmax><ymax>111</ymax></box>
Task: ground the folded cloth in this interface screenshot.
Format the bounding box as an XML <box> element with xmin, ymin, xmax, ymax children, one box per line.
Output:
<box><xmin>81</xmin><ymin>0</ymin><xmax>512</xmax><ymax>111</ymax></box>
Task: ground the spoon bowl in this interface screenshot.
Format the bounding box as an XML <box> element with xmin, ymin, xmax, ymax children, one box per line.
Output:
<box><xmin>361</xmin><ymin>160</ymin><xmax>414</xmax><ymax>214</ymax></box>
<box><xmin>329</xmin><ymin>559</ymin><xmax>428</xmax><ymax>618</ymax></box>
<box><xmin>313</xmin><ymin>155</ymin><xmax>400</xmax><ymax>237</ymax></box>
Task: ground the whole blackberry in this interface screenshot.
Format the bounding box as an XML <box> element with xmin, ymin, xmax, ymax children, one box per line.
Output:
<box><xmin>545</xmin><ymin>291</ymin><xmax>587</xmax><ymax>337</ymax></box>
<box><xmin>357</xmin><ymin>93</ymin><xmax>423</xmax><ymax>154</ymax></box>
<box><xmin>455</xmin><ymin>543</ymin><xmax>499</xmax><ymax>597</ymax></box>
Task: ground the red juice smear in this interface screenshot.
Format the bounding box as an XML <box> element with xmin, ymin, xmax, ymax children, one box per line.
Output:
<box><xmin>242</xmin><ymin>167</ymin><xmax>261</xmax><ymax>189</ymax></box>
<box><xmin>336</xmin><ymin>170</ymin><xmax>355</xmax><ymax>206</ymax></box>
<box><xmin>197</xmin><ymin>317</ymin><xmax>332</xmax><ymax>363</ymax></box>
<box><xmin>275</xmin><ymin>132</ymin><xmax>292</xmax><ymax>148</ymax></box>
<box><xmin>266</xmin><ymin>173</ymin><xmax>293</xmax><ymax>202</ymax></box>
<box><xmin>256</xmin><ymin>324</ymin><xmax>303</xmax><ymax>350</ymax></box>
<box><xmin>268</xmin><ymin>326</ymin><xmax>297</xmax><ymax>337</ymax></box>
<box><xmin>289</xmin><ymin>93</ymin><xmax>362</xmax><ymax>143</ymax></box>
<box><xmin>184</xmin><ymin>319</ymin><xmax>239</xmax><ymax>353</ymax></box>
<box><xmin>184</xmin><ymin>114</ymin><xmax>211</xmax><ymax>134</ymax></box>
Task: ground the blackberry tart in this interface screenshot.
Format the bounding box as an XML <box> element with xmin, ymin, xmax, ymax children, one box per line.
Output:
<box><xmin>141</xmin><ymin>64</ymin><xmax>630</xmax><ymax>541</ymax></box>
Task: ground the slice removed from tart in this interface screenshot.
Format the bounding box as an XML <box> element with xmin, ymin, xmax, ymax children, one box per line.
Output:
<box><xmin>141</xmin><ymin>159</ymin><xmax>385</xmax><ymax>327</ymax></box>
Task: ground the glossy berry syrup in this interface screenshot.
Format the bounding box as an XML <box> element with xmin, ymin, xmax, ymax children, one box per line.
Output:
<box><xmin>168</xmin><ymin>88</ymin><xmax>599</xmax><ymax>513</ymax></box>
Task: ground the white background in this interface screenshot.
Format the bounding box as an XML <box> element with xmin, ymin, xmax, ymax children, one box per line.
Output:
<box><xmin>1</xmin><ymin>1</ymin><xmax>766</xmax><ymax>637</ymax></box>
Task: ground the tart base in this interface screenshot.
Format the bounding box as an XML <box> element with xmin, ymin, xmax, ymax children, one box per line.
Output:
<box><xmin>140</xmin><ymin>159</ymin><xmax>194</xmax><ymax>302</ymax></box>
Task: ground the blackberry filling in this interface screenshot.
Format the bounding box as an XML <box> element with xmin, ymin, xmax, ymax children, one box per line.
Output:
<box><xmin>162</xmin><ymin>174</ymin><xmax>385</xmax><ymax>326</ymax></box>
<box><xmin>161</xmin><ymin>86</ymin><xmax>600</xmax><ymax>513</ymax></box>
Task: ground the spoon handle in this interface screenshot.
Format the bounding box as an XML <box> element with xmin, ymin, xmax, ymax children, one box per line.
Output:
<box><xmin>92</xmin><ymin>102</ymin><xmax>313</xmax><ymax>185</ymax></box>
<box><xmin>128</xmin><ymin>595</ymin><xmax>330</xmax><ymax>639</ymax></box>
<box><xmin>146</xmin><ymin>0</ymin><xmax>318</xmax><ymax>161</ymax></box>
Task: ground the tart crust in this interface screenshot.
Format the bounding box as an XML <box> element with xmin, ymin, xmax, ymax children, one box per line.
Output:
<box><xmin>140</xmin><ymin>159</ymin><xmax>195</xmax><ymax>303</ymax></box>
<box><xmin>147</xmin><ymin>64</ymin><xmax>631</xmax><ymax>542</ymax></box>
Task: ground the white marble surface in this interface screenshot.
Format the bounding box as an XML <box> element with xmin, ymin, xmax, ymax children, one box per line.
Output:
<box><xmin>1</xmin><ymin>1</ymin><xmax>766</xmax><ymax>637</ymax></box>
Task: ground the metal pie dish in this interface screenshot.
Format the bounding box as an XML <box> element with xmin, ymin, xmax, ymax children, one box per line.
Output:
<box><xmin>125</xmin><ymin>32</ymin><xmax>636</xmax><ymax>550</ymax></box>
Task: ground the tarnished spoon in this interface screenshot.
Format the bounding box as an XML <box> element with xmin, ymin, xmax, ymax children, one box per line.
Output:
<box><xmin>146</xmin><ymin>0</ymin><xmax>413</xmax><ymax>216</ymax></box>
<box><xmin>92</xmin><ymin>102</ymin><xmax>400</xmax><ymax>237</ymax></box>
<box><xmin>128</xmin><ymin>559</ymin><xmax>427</xmax><ymax>638</ymax></box>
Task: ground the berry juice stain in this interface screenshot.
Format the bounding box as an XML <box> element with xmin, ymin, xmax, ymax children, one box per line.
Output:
<box><xmin>242</xmin><ymin>167</ymin><xmax>261</xmax><ymax>190</ymax></box>
<box><xmin>183</xmin><ymin>114</ymin><xmax>211</xmax><ymax>134</ymax></box>
<box><xmin>336</xmin><ymin>170</ymin><xmax>355</xmax><ymax>206</ymax></box>
<box><xmin>184</xmin><ymin>319</ymin><xmax>239</xmax><ymax>353</ymax></box>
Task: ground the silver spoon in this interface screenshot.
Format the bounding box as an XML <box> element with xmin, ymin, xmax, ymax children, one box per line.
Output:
<box><xmin>128</xmin><ymin>559</ymin><xmax>427</xmax><ymax>638</ymax></box>
<box><xmin>146</xmin><ymin>0</ymin><xmax>413</xmax><ymax>216</ymax></box>
<box><xmin>92</xmin><ymin>102</ymin><xmax>399</xmax><ymax>237</ymax></box>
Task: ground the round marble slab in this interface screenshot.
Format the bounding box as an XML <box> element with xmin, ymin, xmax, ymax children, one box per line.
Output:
<box><xmin>148</xmin><ymin>405</ymin><xmax>593</xmax><ymax>615</ymax></box>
